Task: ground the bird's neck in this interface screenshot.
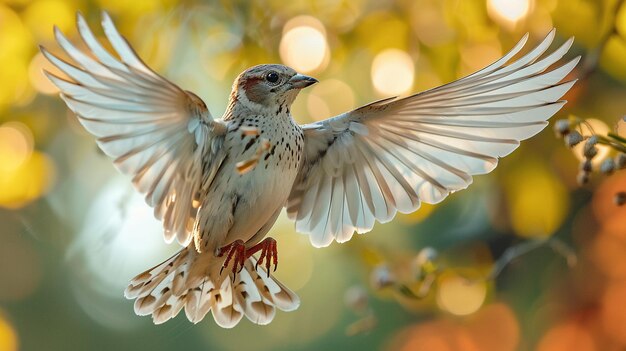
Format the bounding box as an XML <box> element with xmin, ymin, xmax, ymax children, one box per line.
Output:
<box><xmin>224</xmin><ymin>92</ymin><xmax>293</xmax><ymax>123</ymax></box>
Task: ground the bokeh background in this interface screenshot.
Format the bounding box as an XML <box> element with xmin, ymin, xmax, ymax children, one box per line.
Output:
<box><xmin>1</xmin><ymin>0</ymin><xmax>626</xmax><ymax>350</ymax></box>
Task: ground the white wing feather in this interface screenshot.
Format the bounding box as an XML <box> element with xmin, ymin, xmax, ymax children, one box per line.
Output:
<box><xmin>42</xmin><ymin>12</ymin><xmax>227</xmax><ymax>246</ymax></box>
<box><xmin>287</xmin><ymin>29</ymin><xmax>580</xmax><ymax>247</ymax></box>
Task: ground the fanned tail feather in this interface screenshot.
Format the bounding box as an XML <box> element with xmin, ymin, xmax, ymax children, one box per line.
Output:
<box><xmin>124</xmin><ymin>249</ymin><xmax>300</xmax><ymax>327</ymax></box>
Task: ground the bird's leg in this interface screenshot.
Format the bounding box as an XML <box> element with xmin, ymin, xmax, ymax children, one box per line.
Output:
<box><xmin>246</xmin><ymin>237</ymin><xmax>278</xmax><ymax>277</ymax></box>
<box><xmin>217</xmin><ymin>238</ymin><xmax>278</xmax><ymax>279</ymax></box>
<box><xmin>217</xmin><ymin>239</ymin><xmax>247</xmax><ymax>279</ymax></box>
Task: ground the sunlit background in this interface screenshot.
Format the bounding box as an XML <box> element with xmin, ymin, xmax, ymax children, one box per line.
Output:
<box><xmin>1</xmin><ymin>0</ymin><xmax>626</xmax><ymax>350</ymax></box>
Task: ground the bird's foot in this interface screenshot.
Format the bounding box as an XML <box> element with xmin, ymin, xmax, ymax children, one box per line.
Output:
<box><xmin>217</xmin><ymin>238</ymin><xmax>279</xmax><ymax>279</ymax></box>
<box><xmin>217</xmin><ymin>239</ymin><xmax>246</xmax><ymax>280</ymax></box>
<box><xmin>248</xmin><ymin>237</ymin><xmax>278</xmax><ymax>277</ymax></box>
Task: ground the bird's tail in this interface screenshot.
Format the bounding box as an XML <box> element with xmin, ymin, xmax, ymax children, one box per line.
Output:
<box><xmin>124</xmin><ymin>248</ymin><xmax>300</xmax><ymax>327</ymax></box>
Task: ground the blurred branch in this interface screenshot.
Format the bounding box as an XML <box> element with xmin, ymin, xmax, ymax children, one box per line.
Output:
<box><xmin>485</xmin><ymin>238</ymin><xmax>577</xmax><ymax>281</ymax></box>
<box><xmin>365</xmin><ymin>238</ymin><xmax>576</xmax><ymax>303</ymax></box>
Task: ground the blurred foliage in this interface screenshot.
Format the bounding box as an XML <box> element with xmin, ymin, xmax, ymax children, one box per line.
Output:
<box><xmin>0</xmin><ymin>0</ymin><xmax>626</xmax><ymax>350</ymax></box>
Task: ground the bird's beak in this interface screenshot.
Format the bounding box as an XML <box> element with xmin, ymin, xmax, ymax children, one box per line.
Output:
<box><xmin>289</xmin><ymin>74</ymin><xmax>318</xmax><ymax>89</ymax></box>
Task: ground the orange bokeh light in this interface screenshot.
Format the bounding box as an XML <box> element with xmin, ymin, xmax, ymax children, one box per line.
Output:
<box><xmin>391</xmin><ymin>303</ymin><xmax>519</xmax><ymax>351</ymax></box>
<box><xmin>537</xmin><ymin>320</ymin><xmax>596</xmax><ymax>351</ymax></box>
<box><xmin>592</xmin><ymin>171</ymin><xmax>626</xmax><ymax>234</ymax></box>
<box><xmin>590</xmin><ymin>230</ymin><xmax>626</xmax><ymax>279</ymax></box>
<box><xmin>393</xmin><ymin>320</ymin><xmax>469</xmax><ymax>351</ymax></box>
<box><xmin>601</xmin><ymin>281</ymin><xmax>626</xmax><ymax>345</ymax></box>
<box><xmin>464</xmin><ymin>303</ymin><xmax>519</xmax><ymax>351</ymax></box>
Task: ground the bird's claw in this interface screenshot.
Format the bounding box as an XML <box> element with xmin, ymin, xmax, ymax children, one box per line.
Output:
<box><xmin>253</xmin><ymin>238</ymin><xmax>278</xmax><ymax>277</ymax></box>
<box><xmin>218</xmin><ymin>239</ymin><xmax>247</xmax><ymax>281</ymax></box>
<box><xmin>218</xmin><ymin>238</ymin><xmax>279</xmax><ymax>280</ymax></box>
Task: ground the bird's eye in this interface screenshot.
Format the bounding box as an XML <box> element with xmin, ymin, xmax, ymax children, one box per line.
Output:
<box><xmin>266</xmin><ymin>71</ymin><xmax>280</xmax><ymax>84</ymax></box>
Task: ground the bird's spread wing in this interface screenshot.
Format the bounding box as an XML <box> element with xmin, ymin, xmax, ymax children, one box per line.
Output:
<box><xmin>287</xmin><ymin>29</ymin><xmax>579</xmax><ymax>247</ymax></box>
<box><xmin>42</xmin><ymin>12</ymin><xmax>227</xmax><ymax>246</ymax></box>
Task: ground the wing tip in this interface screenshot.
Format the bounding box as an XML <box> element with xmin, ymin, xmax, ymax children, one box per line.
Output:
<box><xmin>39</xmin><ymin>44</ymin><xmax>59</xmax><ymax>64</ymax></box>
<box><xmin>76</xmin><ymin>10</ymin><xmax>88</xmax><ymax>29</ymax></box>
<box><xmin>546</xmin><ymin>27</ymin><xmax>557</xmax><ymax>41</ymax></box>
<box><xmin>559</xmin><ymin>35</ymin><xmax>575</xmax><ymax>53</ymax></box>
<box><xmin>567</xmin><ymin>55</ymin><xmax>582</xmax><ymax>69</ymax></box>
<box><xmin>517</xmin><ymin>32</ymin><xmax>530</xmax><ymax>49</ymax></box>
<box><xmin>52</xmin><ymin>25</ymin><xmax>68</xmax><ymax>47</ymax></box>
<box><xmin>101</xmin><ymin>10</ymin><xmax>112</xmax><ymax>22</ymax></box>
<box><xmin>40</xmin><ymin>68</ymin><xmax>55</xmax><ymax>83</ymax></box>
<box><xmin>101</xmin><ymin>10</ymin><xmax>116</xmax><ymax>32</ymax></box>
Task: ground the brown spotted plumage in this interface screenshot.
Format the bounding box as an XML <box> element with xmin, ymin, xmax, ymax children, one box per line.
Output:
<box><xmin>43</xmin><ymin>12</ymin><xmax>578</xmax><ymax>327</ymax></box>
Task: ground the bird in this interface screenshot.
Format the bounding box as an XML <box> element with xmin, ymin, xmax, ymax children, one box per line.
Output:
<box><xmin>41</xmin><ymin>11</ymin><xmax>579</xmax><ymax>328</ymax></box>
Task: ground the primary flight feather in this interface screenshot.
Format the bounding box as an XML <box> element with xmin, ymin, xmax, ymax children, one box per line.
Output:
<box><xmin>42</xmin><ymin>12</ymin><xmax>579</xmax><ymax>327</ymax></box>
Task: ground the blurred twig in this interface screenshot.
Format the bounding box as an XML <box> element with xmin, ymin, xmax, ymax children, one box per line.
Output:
<box><xmin>485</xmin><ymin>238</ymin><xmax>577</xmax><ymax>281</ymax></box>
<box><xmin>366</xmin><ymin>238</ymin><xmax>577</xmax><ymax>303</ymax></box>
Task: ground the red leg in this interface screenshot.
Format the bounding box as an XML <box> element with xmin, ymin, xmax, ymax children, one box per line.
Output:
<box><xmin>217</xmin><ymin>238</ymin><xmax>279</xmax><ymax>279</ymax></box>
<box><xmin>217</xmin><ymin>239</ymin><xmax>246</xmax><ymax>279</ymax></box>
<box><xmin>246</xmin><ymin>237</ymin><xmax>278</xmax><ymax>277</ymax></box>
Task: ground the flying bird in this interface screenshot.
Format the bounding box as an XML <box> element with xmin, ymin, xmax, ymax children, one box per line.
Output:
<box><xmin>42</xmin><ymin>12</ymin><xmax>579</xmax><ymax>328</ymax></box>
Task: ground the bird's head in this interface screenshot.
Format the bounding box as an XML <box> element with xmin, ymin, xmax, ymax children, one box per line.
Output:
<box><xmin>231</xmin><ymin>64</ymin><xmax>318</xmax><ymax>114</ymax></box>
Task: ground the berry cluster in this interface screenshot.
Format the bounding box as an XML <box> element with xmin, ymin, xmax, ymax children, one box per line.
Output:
<box><xmin>555</xmin><ymin>117</ymin><xmax>626</xmax><ymax>206</ymax></box>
